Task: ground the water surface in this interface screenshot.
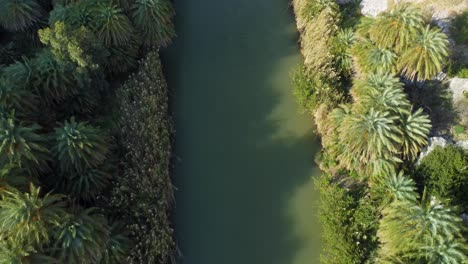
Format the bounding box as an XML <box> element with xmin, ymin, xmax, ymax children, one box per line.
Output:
<box><xmin>163</xmin><ymin>1</ymin><xmax>322</xmax><ymax>263</ymax></box>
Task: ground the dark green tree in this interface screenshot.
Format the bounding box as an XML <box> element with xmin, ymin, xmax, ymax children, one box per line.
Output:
<box><xmin>52</xmin><ymin>117</ymin><xmax>108</xmax><ymax>173</ymax></box>
<box><xmin>131</xmin><ymin>0</ymin><xmax>175</xmax><ymax>47</ymax></box>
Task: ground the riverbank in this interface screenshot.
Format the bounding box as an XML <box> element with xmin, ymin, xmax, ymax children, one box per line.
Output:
<box><xmin>291</xmin><ymin>1</ymin><xmax>468</xmax><ymax>263</ymax></box>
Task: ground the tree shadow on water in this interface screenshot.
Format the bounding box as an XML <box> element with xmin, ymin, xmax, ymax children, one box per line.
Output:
<box><xmin>161</xmin><ymin>0</ymin><xmax>323</xmax><ymax>263</ymax></box>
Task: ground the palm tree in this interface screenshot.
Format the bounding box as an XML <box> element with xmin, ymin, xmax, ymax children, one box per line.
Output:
<box><xmin>416</xmin><ymin>237</ymin><xmax>468</xmax><ymax>263</ymax></box>
<box><xmin>100</xmin><ymin>221</ymin><xmax>130</xmax><ymax>264</ymax></box>
<box><xmin>0</xmin><ymin>237</ymin><xmax>57</xmax><ymax>264</ymax></box>
<box><xmin>51</xmin><ymin>208</ymin><xmax>109</xmax><ymax>264</ymax></box>
<box><xmin>369</xmin><ymin>4</ymin><xmax>424</xmax><ymax>52</ymax></box>
<box><xmin>0</xmin><ymin>165</ymin><xmax>31</xmax><ymax>191</ymax></box>
<box><xmin>52</xmin><ymin>117</ymin><xmax>108</xmax><ymax>174</ymax></box>
<box><xmin>352</xmin><ymin>41</ymin><xmax>397</xmax><ymax>75</ymax></box>
<box><xmin>0</xmin><ymin>76</ymin><xmax>38</xmax><ymax>116</ymax></box>
<box><xmin>400</xmin><ymin>108</ymin><xmax>431</xmax><ymax>161</ymax></box>
<box><xmin>0</xmin><ymin>115</ymin><xmax>49</xmax><ymax>176</ymax></box>
<box><xmin>334</xmin><ymin>28</ymin><xmax>355</xmax><ymax>77</ymax></box>
<box><xmin>377</xmin><ymin>171</ymin><xmax>418</xmax><ymax>203</ymax></box>
<box><xmin>339</xmin><ymin>109</ymin><xmax>402</xmax><ymax>167</ymax></box>
<box><xmin>0</xmin><ymin>184</ymin><xmax>65</xmax><ymax>248</ymax></box>
<box><xmin>90</xmin><ymin>2</ymin><xmax>135</xmax><ymax>47</ymax></box>
<box><xmin>398</xmin><ymin>25</ymin><xmax>449</xmax><ymax>81</ymax></box>
<box><xmin>0</xmin><ymin>0</ymin><xmax>44</xmax><ymax>32</ymax></box>
<box><xmin>378</xmin><ymin>198</ymin><xmax>463</xmax><ymax>259</ymax></box>
<box><xmin>31</xmin><ymin>50</ymin><xmax>78</xmax><ymax>106</ymax></box>
<box><xmin>54</xmin><ymin>166</ymin><xmax>109</xmax><ymax>200</ymax></box>
<box><xmin>131</xmin><ymin>0</ymin><xmax>175</xmax><ymax>47</ymax></box>
<box><xmin>352</xmin><ymin>73</ymin><xmax>410</xmax><ymax>115</ymax></box>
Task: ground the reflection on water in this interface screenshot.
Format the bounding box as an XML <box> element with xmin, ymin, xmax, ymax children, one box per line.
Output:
<box><xmin>162</xmin><ymin>0</ymin><xmax>322</xmax><ymax>263</ymax></box>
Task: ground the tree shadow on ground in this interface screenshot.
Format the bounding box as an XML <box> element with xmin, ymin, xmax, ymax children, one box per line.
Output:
<box><xmin>407</xmin><ymin>80</ymin><xmax>456</xmax><ymax>136</ymax></box>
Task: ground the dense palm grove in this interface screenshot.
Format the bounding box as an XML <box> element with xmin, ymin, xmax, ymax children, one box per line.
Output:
<box><xmin>293</xmin><ymin>0</ymin><xmax>468</xmax><ymax>263</ymax></box>
<box><xmin>0</xmin><ymin>0</ymin><xmax>176</xmax><ymax>263</ymax></box>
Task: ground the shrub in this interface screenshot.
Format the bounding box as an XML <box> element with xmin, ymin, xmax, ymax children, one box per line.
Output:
<box><xmin>417</xmin><ymin>145</ymin><xmax>468</xmax><ymax>206</ymax></box>
<box><xmin>292</xmin><ymin>66</ymin><xmax>345</xmax><ymax>114</ymax></box>
<box><xmin>110</xmin><ymin>51</ymin><xmax>175</xmax><ymax>263</ymax></box>
<box><xmin>315</xmin><ymin>174</ymin><xmax>380</xmax><ymax>264</ymax></box>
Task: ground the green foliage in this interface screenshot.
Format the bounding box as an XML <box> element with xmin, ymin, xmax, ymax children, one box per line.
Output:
<box><xmin>400</xmin><ymin>108</ymin><xmax>432</xmax><ymax>160</ymax></box>
<box><xmin>0</xmin><ymin>115</ymin><xmax>49</xmax><ymax>176</ymax></box>
<box><xmin>110</xmin><ymin>51</ymin><xmax>175</xmax><ymax>263</ymax></box>
<box><xmin>325</xmin><ymin>73</ymin><xmax>430</xmax><ymax>176</ymax></box>
<box><xmin>131</xmin><ymin>0</ymin><xmax>175</xmax><ymax>47</ymax></box>
<box><xmin>100</xmin><ymin>221</ymin><xmax>131</xmax><ymax>264</ymax></box>
<box><xmin>333</xmin><ymin>28</ymin><xmax>355</xmax><ymax>77</ymax></box>
<box><xmin>0</xmin><ymin>165</ymin><xmax>33</xmax><ymax>192</ymax></box>
<box><xmin>301</xmin><ymin>0</ymin><xmax>338</xmax><ymax>23</ymax></box>
<box><xmin>417</xmin><ymin>145</ymin><xmax>468</xmax><ymax>206</ymax></box>
<box><xmin>454</xmin><ymin>124</ymin><xmax>465</xmax><ymax>134</ymax></box>
<box><xmin>52</xmin><ymin>117</ymin><xmax>108</xmax><ymax>174</ymax></box>
<box><xmin>316</xmin><ymin>174</ymin><xmax>379</xmax><ymax>263</ymax></box>
<box><xmin>398</xmin><ymin>25</ymin><xmax>449</xmax><ymax>81</ymax></box>
<box><xmin>0</xmin><ymin>76</ymin><xmax>38</xmax><ymax>115</ymax></box>
<box><xmin>90</xmin><ymin>1</ymin><xmax>136</xmax><ymax>47</ymax></box>
<box><xmin>54</xmin><ymin>166</ymin><xmax>109</xmax><ymax>201</ymax></box>
<box><xmin>0</xmin><ymin>0</ymin><xmax>44</xmax><ymax>32</ymax></box>
<box><xmin>451</xmin><ymin>11</ymin><xmax>468</xmax><ymax>44</ymax></box>
<box><xmin>0</xmin><ymin>237</ymin><xmax>57</xmax><ymax>264</ymax></box>
<box><xmin>369</xmin><ymin>4</ymin><xmax>424</xmax><ymax>53</ymax></box>
<box><xmin>0</xmin><ymin>184</ymin><xmax>65</xmax><ymax>248</ymax></box>
<box><xmin>39</xmin><ymin>21</ymin><xmax>108</xmax><ymax>70</ymax></box>
<box><xmin>51</xmin><ymin>208</ymin><xmax>108</xmax><ymax>264</ymax></box>
<box><xmin>292</xmin><ymin>66</ymin><xmax>345</xmax><ymax>114</ymax></box>
<box><xmin>378</xmin><ymin>197</ymin><xmax>466</xmax><ymax>262</ymax></box>
<box><xmin>30</xmin><ymin>50</ymin><xmax>78</xmax><ymax>105</ymax></box>
<box><xmin>352</xmin><ymin>40</ymin><xmax>397</xmax><ymax>75</ymax></box>
<box><xmin>377</xmin><ymin>170</ymin><xmax>418</xmax><ymax>204</ymax></box>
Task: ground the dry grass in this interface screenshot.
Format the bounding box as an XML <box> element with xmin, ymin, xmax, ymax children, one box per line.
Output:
<box><xmin>400</xmin><ymin>0</ymin><xmax>467</xmax><ymax>18</ymax></box>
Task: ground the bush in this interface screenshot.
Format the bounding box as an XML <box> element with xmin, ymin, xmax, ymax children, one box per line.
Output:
<box><xmin>292</xmin><ymin>66</ymin><xmax>345</xmax><ymax>114</ymax></box>
<box><xmin>417</xmin><ymin>145</ymin><xmax>468</xmax><ymax>207</ymax></box>
<box><xmin>110</xmin><ymin>51</ymin><xmax>175</xmax><ymax>263</ymax></box>
<box><xmin>316</xmin><ymin>174</ymin><xmax>379</xmax><ymax>264</ymax></box>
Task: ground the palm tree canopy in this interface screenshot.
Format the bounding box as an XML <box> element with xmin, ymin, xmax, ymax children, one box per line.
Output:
<box><xmin>90</xmin><ymin>2</ymin><xmax>135</xmax><ymax>47</ymax></box>
<box><xmin>369</xmin><ymin>4</ymin><xmax>424</xmax><ymax>52</ymax></box>
<box><xmin>0</xmin><ymin>116</ymin><xmax>49</xmax><ymax>174</ymax></box>
<box><xmin>0</xmin><ymin>184</ymin><xmax>65</xmax><ymax>248</ymax></box>
<box><xmin>54</xmin><ymin>166</ymin><xmax>109</xmax><ymax>201</ymax></box>
<box><xmin>0</xmin><ymin>0</ymin><xmax>44</xmax><ymax>32</ymax></box>
<box><xmin>379</xmin><ymin>198</ymin><xmax>463</xmax><ymax>258</ymax></box>
<box><xmin>378</xmin><ymin>171</ymin><xmax>418</xmax><ymax>203</ymax></box>
<box><xmin>400</xmin><ymin>108</ymin><xmax>431</xmax><ymax>160</ymax></box>
<box><xmin>52</xmin><ymin>117</ymin><xmax>108</xmax><ymax>173</ymax></box>
<box><xmin>340</xmin><ymin>108</ymin><xmax>402</xmax><ymax>163</ymax></box>
<box><xmin>131</xmin><ymin>0</ymin><xmax>176</xmax><ymax>47</ymax></box>
<box><xmin>51</xmin><ymin>208</ymin><xmax>109</xmax><ymax>264</ymax></box>
<box><xmin>398</xmin><ymin>25</ymin><xmax>449</xmax><ymax>81</ymax></box>
<box><xmin>416</xmin><ymin>237</ymin><xmax>468</xmax><ymax>264</ymax></box>
<box><xmin>352</xmin><ymin>72</ymin><xmax>410</xmax><ymax>115</ymax></box>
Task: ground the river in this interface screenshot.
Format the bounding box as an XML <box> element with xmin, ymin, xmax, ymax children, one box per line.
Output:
<box><xmin>162</xmin><ymin>0</ymin><xmax>322</xmax><ymax>263</ymax></box>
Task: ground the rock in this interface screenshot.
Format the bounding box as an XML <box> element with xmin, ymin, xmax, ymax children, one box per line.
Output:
<box><xmin>418</xmin><ymin>137</ymin><xmax>449</xmax><ymax>162</ymax></box>
<box><xmin>450</xmin><ymin>78</ymin><xmax>468</xmax><ymax>104</ymax></box>
<box><xmin>455</xmin><ymin>140</ymin><xmax>468</xmax><ymax>150</ymax></box>
<box><xmin>360</xmin><ymin>0</ymin><xmax>388</xmax><ymax>17</ymax></box>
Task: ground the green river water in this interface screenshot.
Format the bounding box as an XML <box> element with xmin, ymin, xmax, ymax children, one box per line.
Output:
<box><xmin>163</xmin><ymin>0</ymin><xmax>322</xmax><ymax>263</ymax></box>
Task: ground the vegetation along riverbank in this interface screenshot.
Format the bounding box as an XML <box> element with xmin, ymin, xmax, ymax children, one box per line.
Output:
<box><xmin>0</xmin><ymin>0</ymin><xmax>177</xmax><ymax>262</ymax></box>
<box><xmin>292</xmin><ymin>0</ymin><xmax>468</xmax><ymax>263</ymax></box>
